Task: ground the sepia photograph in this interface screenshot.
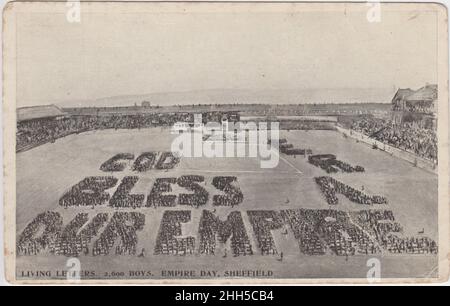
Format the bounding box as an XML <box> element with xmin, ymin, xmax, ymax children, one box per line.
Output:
<box><xmin>2</xmin><ymin>1</ymin><xmax>449</xmax><ymax>286</ymax></box>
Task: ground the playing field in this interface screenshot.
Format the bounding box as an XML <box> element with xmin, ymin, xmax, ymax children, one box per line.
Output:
<box><xmin>16</xmin><ymin>128</ymin><xmax>438</xmax><ymax>280</ymax></box>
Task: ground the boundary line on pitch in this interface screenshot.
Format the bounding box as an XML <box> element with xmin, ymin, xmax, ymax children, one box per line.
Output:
<box><xmin>174</xmin><ymin>169</ymin><xmax>298</xmax><ymax>175</ymax></box>
<box><xmin>274</xmin><ymin>152</ymin><xmax>303</xmax><ymax>174</ymax></box>
<box><xmin>247</xmin><ymin>142</ymin><xmax>304</xmax><ymax>174</ymax></box>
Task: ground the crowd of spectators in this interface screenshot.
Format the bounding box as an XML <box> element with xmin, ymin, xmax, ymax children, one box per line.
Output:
<box><xmin>401</xmin><ymin>101</ymin><xmax>434</xmax><ymax>114</ymax></box>
<box><xmin>17</xmin><ymin>111</ymin><xmax>240</xmax><ymax>152</ymax></box>
<box><xmin>351</xmin><ymin>117</ymin><xmax>437</xmax><ymax>162</ymax></box>
<box><xmin>17</xmin><ymin>116</ymin><xmax>97</xmax><ymax>152</ymax></box>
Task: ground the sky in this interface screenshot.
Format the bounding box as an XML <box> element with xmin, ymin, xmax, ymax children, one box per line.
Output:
<box><xmin>14</xmin><ymin>3</ymin><xmax>439</xmax><ymax>107</ymax></box>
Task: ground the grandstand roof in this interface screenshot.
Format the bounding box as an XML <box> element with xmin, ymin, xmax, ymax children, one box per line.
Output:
<box><xmin>393</xmin><ymin>88</ymin><xmax>415</xmax><ymax>101</ymax></box>
<box><xmin>17</xmin><ymin>104</ymin><xmax>67</xmax><ymax>122</ymax></box>
<box><xmin>392</xmin><ymin>85</ymin><xmax>437</xmax><ymax>103</ymax></box>
<box><xmin>406</xmin><ymin>84</ymin><xmax>437</xmax><ymax>102</ymax></box>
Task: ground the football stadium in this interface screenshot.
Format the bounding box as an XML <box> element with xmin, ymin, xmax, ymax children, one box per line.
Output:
<box><xmin>16</xmin><ymin>85</ymin><xmax>439</xmax><ymax>280</ymax></box>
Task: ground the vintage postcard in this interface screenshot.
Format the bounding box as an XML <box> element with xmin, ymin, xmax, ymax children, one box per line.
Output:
<box><xmin>2</xmin><ymin>1</ymin><xmax>449</xmax><ymax>284</ymax></box>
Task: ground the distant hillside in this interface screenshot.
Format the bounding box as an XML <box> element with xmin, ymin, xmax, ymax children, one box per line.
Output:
<box><xmin>55</xmin><ymin>88</ymin><xmax>395</xmax><ymax>108</ymax></box>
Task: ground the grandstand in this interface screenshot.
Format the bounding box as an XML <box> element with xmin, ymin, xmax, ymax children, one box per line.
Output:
<box><xmin>17</xmin><ymin>104</ymin><xmax>67</xmax><ymax>122</ymax></box>
<box><xmin>16</xmin><ymin>105</ymin><xmax>71</xmax><ymax>152</ymax></box>
<box><xmin>340</xmin><ymin>85</ymin><xmax>438</xmax><ymax>169</ymax></box>
<box><xmin>391</xmin><ymin>84</ymin><xmax>437</xmax><ymax>129</ymax></box>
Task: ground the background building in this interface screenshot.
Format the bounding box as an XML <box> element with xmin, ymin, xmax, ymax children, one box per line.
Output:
<box><xmin>391</xmin><ymin>84</ymin><xmax>437</xmax><ymax>129</ymax></box>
